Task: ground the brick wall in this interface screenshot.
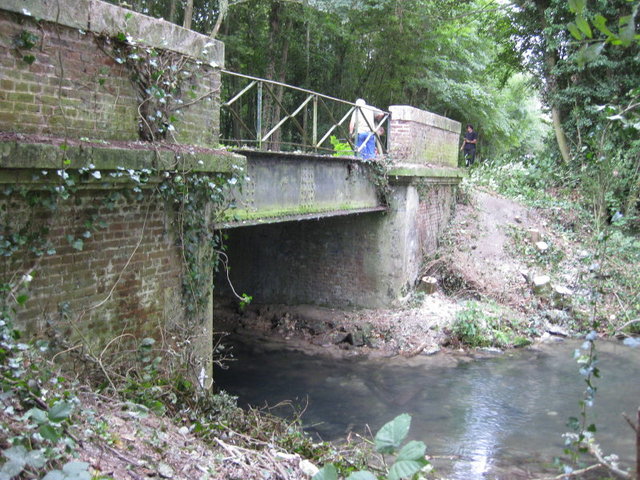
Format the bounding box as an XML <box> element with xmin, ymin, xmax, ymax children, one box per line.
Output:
<box><xmin>0</xmin><ymin>2</ymin><xmax>222</xmax><ymax>146</ymax></box>
<box><xmin>415</xmin><ymin>184</ymin><xmax>456</xmax><ymax>257</ymax></box>
<box><xmin>0</xmin><ymin>2</ymin><xmax>233</xmax><ymax>381</ymax></box>
<box><xmin>0</xmin><ymin>188</ymin><xmax>184</xmax><ymax>347</ymax></box>
<box><xmin>388</xmin><ymin>105</ymin><xmax>461</xmax><ymax>167</ymax></box>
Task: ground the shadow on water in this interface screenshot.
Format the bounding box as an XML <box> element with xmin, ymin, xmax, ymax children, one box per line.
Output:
<box><xmin>214</xmin><ymin>338</ymin><xmax>640</xmax><ymax>479</ymax></box>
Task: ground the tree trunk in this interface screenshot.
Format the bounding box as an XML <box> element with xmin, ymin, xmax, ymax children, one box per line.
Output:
<box><xmin>168</xmin><ymin>0</ymin><xmax>177</xmax><ymax>24</ymax></box>
<box><xmin>263</xmin><ymin>1</ymin><xmax>291</xmax><ymax>150</ymax></box>
<box><xmin>551</xmin><ymin>105</ymin><xmax>571</xmax><ymax>163</ymax></box>
<box><xmin>210</xmin><ymin>0</ymin><xmax>228</xmax><ymax>38</ymax></box>
<box><xmin>183</xmin><ymin>0</ymin><xmax>194</xmax><ymax>30</ymax></box>
<box><xmin>533</xmin><ymin>0</ymin><xmax>571</xmax><ymax>163</ymax></box>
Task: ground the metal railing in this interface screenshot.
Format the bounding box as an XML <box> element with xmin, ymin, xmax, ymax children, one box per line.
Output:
<box><xmin>220</xmin><ymin>70</ymin><xmax>389</xmax><ymax>156</ymax></box>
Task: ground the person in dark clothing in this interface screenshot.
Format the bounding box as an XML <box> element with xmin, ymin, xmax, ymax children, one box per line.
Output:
<box><xmin>460</xmin><ymin>124</ymin><xmax>478</xmax><ymax>167</ymax></box>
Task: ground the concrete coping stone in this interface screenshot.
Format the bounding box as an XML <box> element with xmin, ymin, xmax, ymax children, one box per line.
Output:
<box><xmin>2</xmin><ymin>0</ymin><xmax>224</xmax><ymax>66</ymax></box>
<box><xmin>388</xmin><ymin>163</ymin><xmax>465</xmax><ymax>181</ymax></box>
<box><xmin>0</xmin><ymin>141</ymin><xmax>246</xmax><ymax>174</ymax></box>
<box><xmin>389</xmin><ymin>105</ymin><xmax>461</xmax><ymax>134</ymax></box>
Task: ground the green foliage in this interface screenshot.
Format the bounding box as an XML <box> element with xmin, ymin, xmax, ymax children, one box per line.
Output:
<box><xmin>330</xmin><ymin>136</ymin><xmax>354</xmax><ymax>157</ymax></box>
<box><xmin>13</xmin><ymin>30</ymin><xmax>39</xmax><ymax>64</ymax></box>
<box><xmin>314</xmin><ymin>414</ymin><xmax>429</xmax><ymax>480</ymax></box>
<box><xmin>237</xmin><ymin>293</ymin><xmax>253</xmax><ymax>312</ymax></box>
<box><xmin>469</xmin><ymin>154</ymin><xmax>572</xmax><ymax>208</ymax></box>
<box><xmin>104</xmin><ymin>34</ymin><xmax>193</xmax><ymax>141</ymax></box>
<box><xmin>452</xmin><ymin>300</ymin><xmax>530</xmax><ymax>348</ymax></box>
<box><xmin>561</xmin><ymin>331</ymin><xmax>604</xmax><ymax>472</ymax></box>
<box><xmin>158</xmin><ymin>168</ymin><xmax>242</xmax><ymax>318</ymax></box>
<box><xmin>0</xmin><ymin>312</ymin><xmax>88</xmax><ymax>479</ymax></box>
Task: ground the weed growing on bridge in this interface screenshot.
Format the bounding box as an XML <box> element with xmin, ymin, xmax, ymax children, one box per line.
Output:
<box><xmin>365</xmin><ymin>156</ymin><xmax>393</xmax><ymax>207</ymax></box>
<box><xmin>12</xmin><ymin>30</ymin><xmax>39</xmax><ymax>65</ymax></box>
<box><xmin>330</xmin><ymin>135</ymin><xmax>354</xmax><ymax>157</ymax></box>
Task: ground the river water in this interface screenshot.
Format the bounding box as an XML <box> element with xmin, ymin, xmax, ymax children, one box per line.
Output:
<box><xmin>214</xmin><ymin>338</ymin><xmax>640</xmax><ymax>479</ymax></box>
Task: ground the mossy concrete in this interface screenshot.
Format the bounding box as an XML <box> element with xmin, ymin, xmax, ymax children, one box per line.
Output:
<box><xmin>388</xmin><ymin>164</ymin><xmax>465</xmax><ymax>183</ymax></box>
<box><xmin>0</xmin><ymin>141</ymin><xmax>246</xmax><ymax>185</ymax></box>
<box><xmin>223</xmin><ymin>151</ymin><xmax>382</xmax><ymax>224</ymax></box>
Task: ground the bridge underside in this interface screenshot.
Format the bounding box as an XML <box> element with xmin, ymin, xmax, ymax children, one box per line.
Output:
<box><xmin>216</xmin><ymin>169</ymin><xmax>461</xmax><ymax>309</ymax></box>
<box><xmin>217</xmin><ymin>150</ymin><xmax>386</xmax><ymax>228</ymax></box>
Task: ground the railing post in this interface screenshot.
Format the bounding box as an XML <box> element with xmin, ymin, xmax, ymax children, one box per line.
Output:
<box><xmin>312</xmin><ymin>95</ymin><xmax>318</xmax><ymax>153</ymax></box>
<box><xmin>256</xmin><ymin>82</ymin><xmax>263</xmax><ymax>149</ymax></box>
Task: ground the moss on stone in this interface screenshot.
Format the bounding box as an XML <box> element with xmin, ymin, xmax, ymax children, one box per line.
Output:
<box><xmin>0</xmin><ymin>141</ymin><xmax>246</xmax><ymax>176</ymax></box>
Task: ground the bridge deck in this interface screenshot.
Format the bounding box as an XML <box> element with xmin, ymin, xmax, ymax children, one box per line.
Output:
<box><xmin>218</xmin><ymin>149</ymin><xmax>386</xmax><ymax>228</ymax></box>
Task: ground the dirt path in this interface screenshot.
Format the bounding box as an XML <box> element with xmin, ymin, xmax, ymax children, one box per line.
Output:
<box><xmin>438</xmin><ymin>189</ymin><xmax>544</xmax><ymax>307</ymax></box>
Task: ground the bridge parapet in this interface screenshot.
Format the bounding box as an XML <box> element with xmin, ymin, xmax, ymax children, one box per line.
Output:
<box><xmin>388</xmin><ymin>105</ymin><xmax>461</xmax><ymax>167</ymax></box>
<box><xmin>0</xmin><ymin>1</ymin><xmax>233</xmax><ymax>388</ymax></box>
<box><xmin>1</xmin><ymin>0</ymin><xmax>223</xmax><ymax>147</ymax></box>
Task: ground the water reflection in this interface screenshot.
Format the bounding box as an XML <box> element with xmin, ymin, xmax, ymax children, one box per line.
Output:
<box><xmin>215</xmin><ymin>340</ymin><xmax>640</xmax><ymax>479</ymax></box>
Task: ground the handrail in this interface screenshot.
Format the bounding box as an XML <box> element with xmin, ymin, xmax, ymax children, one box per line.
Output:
<box><xmin>222</xmin><ymin>69</ymin><xmax>358</xmax><ymax>107</ymax></box>
<box><xmin>220</xmin><ymin>69</ymin><xmax>390</xmax><ymax>156</ymax></box>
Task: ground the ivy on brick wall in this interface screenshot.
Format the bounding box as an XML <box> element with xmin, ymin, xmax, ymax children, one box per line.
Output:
<box><xmin>1</xmin><ymin>158</ymin><xmax>243</xmax><ymax>323</ymax></box>
<box><xmin>99</xmin><ymin>25</ymin><xmax>220</xmax><ymax>143</ymax></box>
<box><xmin>158</xmin><ymin>165</ymin><xmax>244</xmax><ymax>318</ymax></box>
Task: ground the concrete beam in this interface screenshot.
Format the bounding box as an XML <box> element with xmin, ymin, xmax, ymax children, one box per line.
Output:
<box><xmin>0</xmin><ymin>141</ymin><xmax>246</xmax><ymax>185</ymax></box>
<box><xmin>219</xmin><ymin>150</ymin><xmax>384</xmax><ymax>228</ymax></box>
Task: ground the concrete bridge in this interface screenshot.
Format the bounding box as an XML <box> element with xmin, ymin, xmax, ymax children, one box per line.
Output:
<box><xmin>0</xmin><ymin>0</ymin><xmax>462</xmax><ymax>386</ymax></box>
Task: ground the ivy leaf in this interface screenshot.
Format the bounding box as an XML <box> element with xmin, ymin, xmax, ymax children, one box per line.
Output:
<box><xmin>68</xmin><ymin>237</ymin><xmax>83</xmax><ymax>251</ymax></box>
<box><xmin>0</xmin><ymin>459</ymin><xmax>24</xmax><ymax>478</ymax></box>
<box><xmin>312</xmin><ymin>464</ymin><xmax>338</xmax><ymax>480</ymax></box>
<box><xmin>16</xmin><ymin>294</ymin><xmax>28</xmax><ymax>305</ymax></box>
<box><xmin>48</xmin><ymin>400</ymin><xmax>74</xmax><ymax>422</ymax></box>
<box><xmin>26</xmin><ymin>407</ymin><xmax>48</xmax><ymax>424</ymax></box>
<box><xmin>388</xmin><ymin>459</ymin><xmax>427</xmax><ymax>480</ymax></box>
<box><xmin>374</xmin><ymin>413</ymin><xmax>411</xmax><ymax>453</ymax></box>
<box><xmin>62</xmin><ymin>461</ymin><xmax>91</xmax><ymax>479</ymax></box>
<box><xmin>26</xmin><ymin>449</ymin><xmax>46</xmax><ymax>468</ymax></box>
<box><xmin>39</xmin><ymin>423</ymin><xmax>61</xmax><ymax>442</ymax></box>
<box><xmin>346</xmin><ymin>472</ymin><xmax>376</xmax><ymax>480</ymax></box>
<box><xmin>396</xmin><ymin>440</ymin><xmax>427</xmax><ymax>461</ymax></box>
<box><xmin>3</xmin><ymin>445</ymin><xmax>27</xmax><ymax>465</ymax></box>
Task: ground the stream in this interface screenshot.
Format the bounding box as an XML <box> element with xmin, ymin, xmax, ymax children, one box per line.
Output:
<box><xmin>214</xmin><ymin>338</ymin><xmax>640</xmax><ymax>479</ymax></box>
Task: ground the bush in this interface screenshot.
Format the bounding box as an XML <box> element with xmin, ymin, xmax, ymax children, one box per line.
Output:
<box><xmin>452</xmin><ymin>300</ymin><xmax>530</xmax><ymax>348</ymax></box>
<box><xmin>469</xmin><ymin>154</ymin><xmax>572</xmax><ymax>207</ymax></box>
